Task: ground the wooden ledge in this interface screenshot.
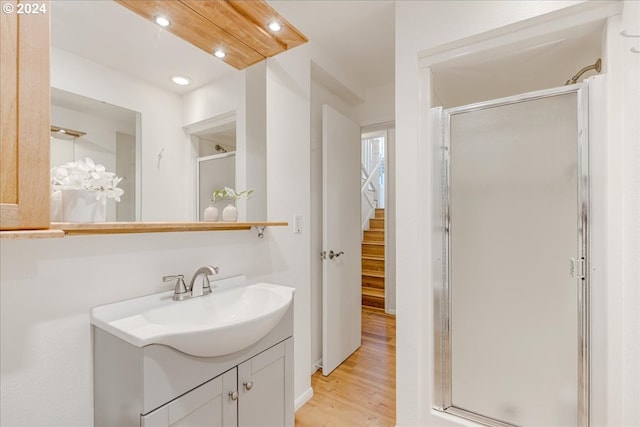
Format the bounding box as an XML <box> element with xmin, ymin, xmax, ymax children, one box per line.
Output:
<box><xmin>0</xmin><ymin>229</ymin><xmax>66</xmax><ymax>239</ymax></box>
<box><xmin>50</xmin><ymin>221</ymin><xmax>288</xmax><ymax>235</ymax></box>
<box><xmin>1</xmin><ymin>222</ymin><xmax>288</xmax><ymax>238</ymax></box>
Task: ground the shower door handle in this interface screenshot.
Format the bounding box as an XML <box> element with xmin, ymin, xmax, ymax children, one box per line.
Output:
<box><xmin>570</xmin><ymin>257</ymin><xmax>585</xmax><ymax>279</ymax></box>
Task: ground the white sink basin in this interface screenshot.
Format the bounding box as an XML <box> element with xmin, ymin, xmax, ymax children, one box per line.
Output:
<box><xmin>91</xmin><ymin>281</ymin><xmax>294</xmax><ymax>357</ymax></box>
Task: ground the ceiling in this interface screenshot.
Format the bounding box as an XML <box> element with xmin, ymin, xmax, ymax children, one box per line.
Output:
<box><xmin>115</xmin><ymin>0</ymin><xmax>307</xmax><ymax>70</ymax></box>
<box><xmin>51</xmin><ymin>1</ymin><xmax>602</xmax><ymax>108</ymax></box>
<box><xmin>268</xmin><ymin>0</ymin><xmax>396</xmax><ymax>89</ymax></box>
<box><xmin>51</xmin><ymin>0</ymin><xmax>396</xmax><ymax>96</ymax></box>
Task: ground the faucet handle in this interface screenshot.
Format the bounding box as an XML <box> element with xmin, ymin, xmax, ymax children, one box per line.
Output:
<box><xmin>163</xmin><ymin>274</ymin><xmax>188</xmax><ymax>301</ymax></box>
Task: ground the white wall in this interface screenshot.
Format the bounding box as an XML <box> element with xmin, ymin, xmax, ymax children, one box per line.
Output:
<box><xmin>0</xmin><ymin>232</ymin><xmax>273</xmax><ymax>425</ymax></box>
<box><xmin>182</xmin><ymin>74</ymin><xmax>243</xmax><ymax>127</ymax></box>
<box><xmin>263</xmin><ymin>46</ymin><xmax>313</xmax><ymax>405</ymax></box>
<box><xmin>603</xmin><ymin>3</ymin><xmax>640</xmax><ymax>424</ymax></box>
<box><xmin>355</xmin><ymin>82</ymin><xmax>395</xmax><ymax>127</ymax></box>
<box><xmin>394</xmin><ymin>1</ymin><xmax>640</xmax><ymax>425</ymax></box>
<box><xmin>51</xmin><ymin>48</ymin><xmax>186</xmax><ymax>221</ymax></box>
<box><xmin>2</xmin><ymin>48</ymin><xmax>316</xmax><ymax>426</ymax></box>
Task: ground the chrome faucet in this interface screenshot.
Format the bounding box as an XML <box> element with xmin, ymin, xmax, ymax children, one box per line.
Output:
<box><xmin>188</xmin><ymin>265</ymin><xmax>220</xmax><ymax>297</ymax></box>
<box><xmin>163</xmin><ymin>266</ymin><xmax>220</xmax><ymax>301</ymax></box>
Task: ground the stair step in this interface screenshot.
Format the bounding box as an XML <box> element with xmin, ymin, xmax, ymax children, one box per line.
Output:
<box><xmin>368</xmin><ymin>218</ymin><xmax>384</xmax><ymax>230</ymax></box>
<box><xmin>362</xmin><ymin>242</ymin><xmax>384</xmax><ymax>256</ymax></box>
<box><xmin>362</xmin><ymin>256</ymin><xmax>384</xmax><ymax>272</ymax></box>
<box><xmin>362</xmin><ymin>269</ymin><xmax>384</xmax><ymax>278</ymax></box>
<box><xmin>362</xmin><ymin>287</ymin><xmax>384</xmax><ymax>297</ymax></box>
<box><xmin>363</xmin><ymin>209</ymin><xmax>385</xmax><ymax>310</ymax></box>
<box><xmin>362</xmin><ymin>274</ymin><xmax>384</xmax><ymax>289</ymax></box>
<box><xmin>362</xmin><ymin>286</ymin><xmax>385</xmax><ymax>309</ymax></box>
<box><xmin>363</xmin><ymin>230</ymin><xmax>384</xmax><ymax>242</ymax></box>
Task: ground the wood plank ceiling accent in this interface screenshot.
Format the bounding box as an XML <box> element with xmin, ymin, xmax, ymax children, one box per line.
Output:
<box><xmin>115</xmin><ymin>0</ymin><xmax>308</xmax><ymax>70</ymax></box>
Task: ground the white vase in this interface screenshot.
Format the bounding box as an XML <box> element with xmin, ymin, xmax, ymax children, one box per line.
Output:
<box><xmin>61</xmin><ymin>189</ymin><xmax>106</xmax><ymax>223</ymax></box>
<box><xmin>203</xmin><ymin>205</ymin><xmax>219</xmax><ymax>221</ymax></box>
<box><xmin>50</xmin><ymin>191</ymin><xmax>63</xmax><ymax>222</ymax></box>
<box><xmin>222</xmin><ymin>204</ymin><xmax>238</xmax><ymax>222</ymax></box>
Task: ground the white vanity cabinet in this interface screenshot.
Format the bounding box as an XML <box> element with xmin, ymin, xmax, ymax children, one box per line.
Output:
<box><xmin>141</xmin><ymin>368</ymin><xmax>238</xmax><ymax>427</ymax></box>
<box><xmin>237</xmin><ymin>342</ymin><xmax>290</xmax><ymax>426</ymax></box>
<box><xmin>93</xmin><ymin>305</ymin><xmax>294</xmax><ymax>427</ymax></box>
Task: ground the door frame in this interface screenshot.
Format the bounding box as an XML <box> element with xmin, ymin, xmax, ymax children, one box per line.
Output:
<box><xmin>433</xmin><ymin>83</ymin><xmax>590</xmax><ymax>426</ymax></box>
<box><xmin>361</xmin><ymin>122</ymin><xmax>396</xmax><ymax>314</ymax></box>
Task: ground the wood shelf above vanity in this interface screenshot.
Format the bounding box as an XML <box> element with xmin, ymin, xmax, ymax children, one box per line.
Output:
<box><xmin>0</xmin><ymin>222</ymin><xmax>288</xmax><ymax>238</ymax></box>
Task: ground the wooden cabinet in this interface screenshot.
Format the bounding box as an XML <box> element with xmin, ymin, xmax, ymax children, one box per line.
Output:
<box><xmin>0</xmin><ymin>0</ymin><xmax>51</xmax><ymax>230</ymax></box>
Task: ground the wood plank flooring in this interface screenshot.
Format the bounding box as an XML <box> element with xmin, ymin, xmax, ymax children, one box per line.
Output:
<box><xmin>295</xmin><ymin>308</ymin><xmax>396</xmax><ymax>426</ymax></box>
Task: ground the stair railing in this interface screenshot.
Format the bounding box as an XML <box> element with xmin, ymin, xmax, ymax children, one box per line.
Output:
<box><xmin>361</xmin><ymin>157</ymin><xmax>384</xmax><ymax>231</ymax></box>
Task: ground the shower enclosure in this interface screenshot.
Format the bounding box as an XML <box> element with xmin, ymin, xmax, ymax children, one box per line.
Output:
<box><xmin>433</xmin><ymin>84</ymin><xmax>589</xmax><ymax>426</ymax></box>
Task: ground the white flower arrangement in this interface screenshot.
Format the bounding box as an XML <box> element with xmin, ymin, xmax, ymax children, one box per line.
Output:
<box><xmin>210</xmin><ymin>187</ymin><xmax>254</xmax><ymax>203</ymax></box>
<box><xmin>51</xmin><ymin>157</ymin><xmax>124</xmax><ymax>202</ymax></box>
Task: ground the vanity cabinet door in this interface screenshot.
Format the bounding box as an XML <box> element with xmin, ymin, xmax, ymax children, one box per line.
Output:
<box><xmin>238</xmin><ymin>339</ymin><xmax>293</xmax><ymax>427</ymax></box>
<box><xmin>141</xmin><ymin>368</ymin><xmax>238</xmax><ymax>427</ymax></box>
<box><xmin>0</xmin><ymin>0</ymin><xmax>51</xmax><ymax>230</ymax></box>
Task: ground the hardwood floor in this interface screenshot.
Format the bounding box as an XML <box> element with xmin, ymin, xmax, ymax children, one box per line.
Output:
<box><xmin>295</xmin><ymin>308</ymin><xmax>396</xmax><ymax>426</ymax></box>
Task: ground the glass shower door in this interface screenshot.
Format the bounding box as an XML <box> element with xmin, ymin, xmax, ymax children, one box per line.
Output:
<box><xmin>436</xmin><ymin>85</ymin><xmax>589</xmax><ymax>426</ymax></box>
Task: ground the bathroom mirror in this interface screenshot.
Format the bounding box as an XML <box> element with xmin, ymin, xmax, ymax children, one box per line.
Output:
<box><xmin>197</xmin><ymin>152</ymin><xmax>236</xmax><ymax>221</ymax></box>
<box><xmin>194</xmin><ymin>120</ymin><xmax>238</xmax><ymax>220</ymax></box>
<box><xmin>50</xmin><ymin>0</ymin><xmax>266</xmax><ymax>222</ymax></box>
<box><xmin>51</xmin><ymin>88</ymin><xmax>140</xmax><ymax>222</ymax></box>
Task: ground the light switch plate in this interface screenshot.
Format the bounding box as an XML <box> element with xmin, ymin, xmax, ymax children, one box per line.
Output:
<box><xmin>294</xmin><ymin>214</ymin><xmax>302</xmax><ymax>234</ymax></box>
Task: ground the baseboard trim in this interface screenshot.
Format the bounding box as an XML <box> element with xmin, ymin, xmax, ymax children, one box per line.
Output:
<box><xmin>295</xmin><ymin>387</ymin><xmax>314</xmax><ymax>411</ymax></box>
<box><xmin>311</xmin><ymin>359</ymin><xmax>322</xmax><ymax>374</ymax></box>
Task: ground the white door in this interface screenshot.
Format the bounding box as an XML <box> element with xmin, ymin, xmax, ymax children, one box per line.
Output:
<box><xmin>322</xmin><ymin>104</ymin><xmax>362</xmax><ymax>376</ymax></box>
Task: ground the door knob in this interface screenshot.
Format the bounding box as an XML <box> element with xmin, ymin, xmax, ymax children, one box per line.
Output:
<box><xmin>328</xmin><ymin>250</ymin><xmax>344</xmax><ymax>259</ymax></box>
<box><xmin>243</xmin><ymin>381</ymin><xmax>254</xmax><ymax>391</ymax></box>
<box><xmin>229</xmin><ymin>390</ymin><xmax>239</xmax><ymax>401</ymax></box>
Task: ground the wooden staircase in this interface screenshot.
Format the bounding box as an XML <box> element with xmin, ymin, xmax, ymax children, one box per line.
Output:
<box><xmin>362</xmin><ymin>208</ymin><xmax>385</xmax><ymax>310</ymax></box>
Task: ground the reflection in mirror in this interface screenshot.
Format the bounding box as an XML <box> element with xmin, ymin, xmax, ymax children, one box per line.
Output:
<box><xmin>50</xmin><ymin>0</ymin><xmax>267</xmax><ymax>222</ymax></box>
<box><xmin>191</xmin><ymin>115</ymin><xmax>237</xmax><ymax>220</ymax></box>
<box><xmin>50</xmin><ymin>88</ymin><xmax>140</xmax><ymax>221</ymax></box>
<box><xmin>198</xmin><ymin>152</ymin><xmax>236</xmax><ymax>221</ymax></box>
<box><xmin>197</xmin><ymin>121</ymin><xmax>236</xmax><ymax>157</ymax></box>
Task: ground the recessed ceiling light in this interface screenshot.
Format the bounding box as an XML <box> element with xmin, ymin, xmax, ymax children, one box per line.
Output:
<box><xmin>171</xmin><ymin>75</ymin><xmax>191</xmax><ymax>86</ymax></box>
<box><xmin>155</xmin><ymin>15</ymin><xmax>171</xmax><ymax>28</ymax></box>
<box><xmin>214</xmin><ymin>49</ymin><xmax>226</xmax><ymax>59</ymax></box>
<box><xmin>268</xmin><ymin>21</ymin><xmax>282</xmax><ymax>32</ymax></box>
